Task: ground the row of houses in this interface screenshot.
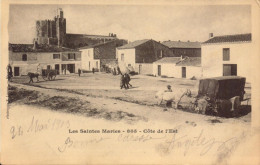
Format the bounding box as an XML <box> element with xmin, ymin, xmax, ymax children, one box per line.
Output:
<box><xmin>8</xmin><ymin>38</ymin><xmax>200</xmax><ymax>76</ymax></box>
<box><xmin>9</xmin><ymin>33</ymin><xmax>252</xmax><ymax>82</ymax></box>
<box><xmin>116</xmin><ymin>33</ymin><xmax>252</xmax><ymax>81</ymax></box>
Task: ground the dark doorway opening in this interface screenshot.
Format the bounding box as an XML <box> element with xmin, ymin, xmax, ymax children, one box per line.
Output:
<box><xmin>55</xmin><ymin>64</ymin><xmax>60</xmax><ymax>75</ymax></box>
<box><xmin>139</xmin><ymin>65</ymin><xmax>142</xmax><ymax>74</ymax></box>
<box><xmin>67</xmin><ymin>64</ymin><xmax>75</xmax><ymax>73</ymax></box>
<box><xmin>14</xmin><ymin>67</ymin><xmax>19</xmax><ymax>76</ymax></box>
<box><xmin>223</xmin><ymin>64</ymin><xmax>237</xmax><ymax>76</ymax></box>
<box><xmin>182</xmin><ymin>67</ymin><xmax>186</xmax><ymax>78</ymax></box>
<box><xmin>158</xmin><ymin>65</ymin><xmax>161</xmax><ymax>76</ymax></box>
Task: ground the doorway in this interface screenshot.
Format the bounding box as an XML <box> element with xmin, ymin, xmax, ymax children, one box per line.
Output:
<box><xmin>182</xmin><ymin>67</ymin><xmax>186</xmax><ymax>78</ymax></box>
<box><xmin>139</xmin><ymin>65</ymin><xmax>142</xmax><ymax>74</ymax></box>
<box><xmin>67</xmin><ymin>64</ymin><xmax>75</xmax><ymax>73</ymax></box>
<box><xmin>55</xmin><ymin>64</ymin><xmax>60</xmax><ymax>75</ymax></box>
<box><xmin>223</xmin><ymin>64</ymin><xmax>237</xmax><ymax>76</ymax></box>
<box><xmin>158</xmin><ymin>65</ymin><xmax>161</xmax><ymax>76</ymax></box>
<box><xmin>14</xmin><ymin>67</ymin><xmax>19</xmax><ymax>76</ymax></box>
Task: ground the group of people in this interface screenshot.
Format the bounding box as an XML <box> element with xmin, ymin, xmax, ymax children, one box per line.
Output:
<box><xmin>78</xmin><ymin>68</ymin><xmax>95</xmax><ymax>77</ymax></box>
<box><xmin>120</xmin><ymin>73</ymin><xmax>132</xmax><ymax>89</ymax></box>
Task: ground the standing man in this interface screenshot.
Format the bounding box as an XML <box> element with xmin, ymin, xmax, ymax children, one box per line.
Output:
<box><xmin>92</xmin><ymin>67</ymin><xmax>95</xmax><ymax>74</ymax></box>
<box><xmin>78</xmin><ymin>68</ymin><xmax>81</xmax><ymax>77</ymax></box>
<box><xmin>7</xmin><ymin>64</ymin><xmax>13</xmax><ymax>82</ymax></box>
<box><xmin>125</xmin><ymin>73</ymin><xmax>132</xmax><ymax>89</ymax></box>
<box><xmin>164</xmin><ymin>85</ymin><xmax>173</xmax><ymax>108</ymax></box>
<box><xmin>120</xmin><ymin>74</ymin><xmax>126</xmax><ymax>89</ymax></box>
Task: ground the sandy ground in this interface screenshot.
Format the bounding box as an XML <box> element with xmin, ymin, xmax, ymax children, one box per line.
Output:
<box><xmin>2</xmin><ymin>73</ymin><xmax>256</xmax><ymax>164</ymax></box>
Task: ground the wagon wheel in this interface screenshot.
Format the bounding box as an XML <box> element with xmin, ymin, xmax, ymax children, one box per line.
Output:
<box><xmin>52</xmin><ymin>70</ymin><xmax>57</xmax><ymax>80</ymax></box>
<box><xmin>52</xmin><ymin>72</ymin><xmax>56</xmax><ymax>80</ymax></box>
<box><xmin>47</xmin><ymin>73</ymin><xmax>51</xmax><ymax>81</ymax></box>
<box><xmin>42</xmin><ymin>74</ymin><xmax>48</xmax><ymax>81</ymax></box>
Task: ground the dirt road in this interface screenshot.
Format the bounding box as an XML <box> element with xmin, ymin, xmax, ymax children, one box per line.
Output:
<box><xmin>3</xmin><ymin>74</ymin><xmax>256</xmax><ymax>164</ymax></box>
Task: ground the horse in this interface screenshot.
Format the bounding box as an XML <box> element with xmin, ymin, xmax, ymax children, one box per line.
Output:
<box><xmin>28</xmin><ymin>72</ymin><xmax>39</xmax><ymax>83</ymax></box>
<box><xmin>155</xmin><ymin>88</ymin><xmax>192</xmax><ymax>109</ymax></box>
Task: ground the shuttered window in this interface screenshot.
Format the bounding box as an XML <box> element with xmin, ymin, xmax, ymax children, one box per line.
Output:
<box><xmin>22</xmin><ymin>54</ymin><xmax>27</xmax><ymax>61</ymax></box>
<box><xmin>68</xmin><ymin>53</ymin><xmax>76</xmax><ymax>59</ymax></box>
<box><xmin>223</xmin><ymin>48</ymin><xmax>230</xmax><ymax>61</ymax></box>
<box><xmin>121</xmin><ymin>54</ymin><xmax>124</xmax><ymax>61</ymax></box>
<box><xmin>53</xmin><ymin>54</ymin><xmax>60</xmax><ymax>59</ymax></box>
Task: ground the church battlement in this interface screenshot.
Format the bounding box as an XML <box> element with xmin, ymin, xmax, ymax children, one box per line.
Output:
<box><xmin>35</xmin><ymin>8</ymin><xmax>122</xmax><ymax>49</ymax></box>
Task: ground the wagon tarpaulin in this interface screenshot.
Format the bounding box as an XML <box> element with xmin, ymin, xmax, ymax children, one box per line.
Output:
<box><xmin>198</xmin><ymin>76</ymin><xmax>246</xmax><ymax>101</ymax></box>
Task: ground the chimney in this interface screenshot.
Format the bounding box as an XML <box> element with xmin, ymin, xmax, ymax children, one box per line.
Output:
<box><xmin>209</xmin><ymin>33</ymin><xmax>214</xmax><ymax>39</ymax></box>
<box><xmin>180</xmin><ymin>55</ymin><xmax>183</xmax><ymax>60</ymax></box>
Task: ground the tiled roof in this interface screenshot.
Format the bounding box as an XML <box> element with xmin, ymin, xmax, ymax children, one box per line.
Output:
<box><xmin>176</xmin><ymin>57</ymin><xmax>201</xmax><ymax>67</ymax></box>
<box><xmin>154</xmin><ymin>57</ymin><xmax>181</xmax><ymax>64</ymax></box>
<box><xmin>117</xmin><ymin>39</ymin><xmax>150</xmax><ymax>49</ymax></box>
<box><xmin>203</xmin><ymin>33</ymin><xmax>251</xmax><ymax>44</ymax></box>
<box><xmin>9</xmin><ymin>43</ymin><xmax>78</xmax><ymax>52</ymax></box>
<box><xmin>66</xmin><ymin>33</ymin><xmax>116</xmax><ymax>39</ymax></box>
<box><xmin>162</xmin><ymin>41</ymin><xmax>201</xmax><ymax>48</ymax></box>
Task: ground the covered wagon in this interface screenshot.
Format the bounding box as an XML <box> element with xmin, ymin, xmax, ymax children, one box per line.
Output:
<box><xmin>196</xmin><ymin>76</ymin><xmax>246</xmax><ymax>116</ymax></box>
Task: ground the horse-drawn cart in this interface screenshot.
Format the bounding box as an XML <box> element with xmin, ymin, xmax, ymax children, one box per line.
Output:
<box><xmin>28</xmin><ymin>64</ymin><xmax>58</xmax><ymax>83</ymax></box>
<box><xmin>41</xmin><ymin>69</ymin><xmax>57</xmax><ymax>80</ymax></box>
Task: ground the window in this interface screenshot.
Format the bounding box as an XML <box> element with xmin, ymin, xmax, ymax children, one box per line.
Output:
<box><xmin>53</xmin><ymin>54</ymin><xmax>60</xmax><ymax>59</ymax></box>
<box><xmin>128</xmin><ymin>64</ymin><xmax>131</xmax><ymax>67</ymax></box>
<box><xmin>121</xmin><ymin>54</ymin><xmax>124</xmax><ymax>61</ymax></box>
<box><xmin>68</xmin><ymin>53</ymin><xmax>75</xmax><ymax>60</ymax></box>
<box><xmin>22</xmin><ymin>54</ymin><xmax>27</xmax><ymax>61</ymax></box>
<box><xmin>96</xmin><ymin>61</ymin><xmax>98</xmax><ymax>68</ymax></box>
<box><xmin>223</xmin><ymin>48</ymin><xmax>230</xmax><ymax>61</ymax></box>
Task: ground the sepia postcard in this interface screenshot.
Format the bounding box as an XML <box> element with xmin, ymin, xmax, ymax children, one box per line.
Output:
<box><xmin>1</xmin><ymin>0</ymin><xmax>260</xmax><ymax>164</ymax></box>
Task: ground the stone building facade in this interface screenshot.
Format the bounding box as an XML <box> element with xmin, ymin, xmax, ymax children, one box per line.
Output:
<box><xmin>35</xmin><ymin>8</ymin><xmax>126</xmax><ymax>48</ymax></box>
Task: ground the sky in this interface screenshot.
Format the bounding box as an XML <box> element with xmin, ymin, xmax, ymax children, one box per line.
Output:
<box><xmin>8</xmin><ymin>4</ymin><xmax>251</xmax><ymax>44</ymax></box>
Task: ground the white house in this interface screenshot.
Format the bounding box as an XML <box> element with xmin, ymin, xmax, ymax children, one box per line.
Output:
<box><xmin>116</xmin><ymin>39</ymin><xmax>173</xmax><ymax>75</ymax></box>
<box><xmin>153</xmin><ymin>57</ymin><xmax>202</xmax><ymax>79</ymax></box>
<box><xmin>201</xmin><ymin>33</ymin><xmax>252</xmax><ymax>82</ymax></box>
<box><xmin>153</xmin><ymin>57</ymin><xmax>181</xmax><ymax>77</ymax></box>
<box><xmin>79</xmin><ymin>41</ymin><xmax>122</xmax><ymax>72</ymax></box>
<box><xmin>79</xmin><ymin>47</ymin><xmax>100</xmax><ymax>72</ymax></box>
<box><xmin>9</xmin><ymin>43</ymin><xmax>81</xmax><ymax>76</ymax></box>
<box><xmin>175</xmin><ymin>57</ymin><xmax>202</xmax><ymax>78</ymax></box>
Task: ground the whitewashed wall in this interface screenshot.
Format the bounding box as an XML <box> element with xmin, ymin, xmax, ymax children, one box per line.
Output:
<box><xmin>202</xmin><ymin>42</ymin><xmax>252</xmax><ymax>82</ymax></box>
<box><xmin>116</xmin><ymin>48</ymin><xmax>135</xmax><ymax>70</ymax></box>
<box><xmin>153</xmin><ymin>63</ymin><xmax>177</xmax><ymax>77</ymax></box>
<box><xmin>80</xmin><ymin>48</ymin><xmax>100</xmax><ymax>71</ymax></box>
<box><xmin>175</xmin><ymin>66</ymin><xmax>202</xmax><ymax>79</ymax></box>
<box><xmin>153</xmin><ymin>63</ymin><xmax>202</xmax><ymax>78</ymax></box>
<box><xmin>135</xmin><ymin>63</ymin><xmax>153</xmax><ymax>75</ymax></box>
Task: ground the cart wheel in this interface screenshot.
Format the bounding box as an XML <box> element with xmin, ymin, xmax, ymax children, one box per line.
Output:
<box><xmin>42</xmin><ymin>75</ymin><xmax>48</xmax><ymax>81</ymax></box>
<box><xmin>47</xmin><ymin>73</ymin><xmax>51</xmax><ymax>80</ymax></box>
<box><xmin>52</xmin><ymin>74</ymin><xmax>56</xmax><ymax>80</ymax></box>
